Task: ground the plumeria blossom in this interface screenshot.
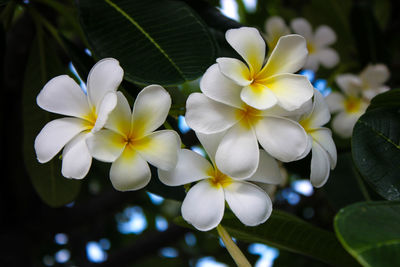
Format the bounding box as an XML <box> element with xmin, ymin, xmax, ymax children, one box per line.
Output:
<box><xmin>185</xmin><ymin>63</ymin><xmax>309</xmax><ymax>179</ymax></box>
<box><xmin>216</xmin><ymin>27</ymin><xmax>313</xmax><ymax>110</ymax></box>
<box><xmin>298</xmin><ymin>90</ymin><xmax>337</xmax><ymax>187</ymax></box>
<box><xmin>325</xmin><ymin>64</ymin><xmax>389</xmax><ymax>138</ymax></box>
<box><xmin>86</xmin><ymin>85</ymin><xmax>180</xmax><ymax>191</ymax></box>
<box><xmin>291</xmin><ymin>18</ymin><xmax>339</xmax><ymax>71</ymax></box>
<box><xmin>34</xmin><ymin>58</ymin><xmax>123</xmax><ymax>179</ymax></box>
<box><xmin>158</xmin><ymin>132</ymin><xmax>282</xmax><ymax>231</ymax></box>
<box><xmin>264</xmin><ymin>16</ymin><xmax>290</xmax><ymax>51</ymax></box>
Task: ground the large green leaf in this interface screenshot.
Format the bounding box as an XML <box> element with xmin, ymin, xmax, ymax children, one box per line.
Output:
<box><xmin>175</xmin><ymin>211</ymin><xmax>358</xmax><ymax>266</ymax></box>
<box><xmin>367</xmin><ymin>89</ymin><xmax>400</xmax><ymax>111</ymax></box>
<box><xmin>22</xmin><ymin>35</ymin><xmax>81</xmax><ymax>207</ymax></box>
<box><xmin>334</xmin><ymin>201</ymin><xmax>400</xmax><ymax>266</ymax></box>
<box><xmin>77</xmin><ymin>0</ymin><xmax>217</xmax><ymax>85</ymax></box>
<box><xmin>352</xmin><ymin>108</ymin><xmax>400</xmax><ymax>200</ymax></box>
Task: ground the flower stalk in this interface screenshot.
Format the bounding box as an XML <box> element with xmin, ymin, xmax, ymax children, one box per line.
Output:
<box><xmin>216</xmin><ymin>224</ymin><xmax>251</xmax><ymax>267</ymax></box>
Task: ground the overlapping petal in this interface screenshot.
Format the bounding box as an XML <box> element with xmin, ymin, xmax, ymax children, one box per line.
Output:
<box><xmin>311</xmin><ymin>128</ymin><xmax>337</xmax><ymax>168</ymax></box>
<box><xmin>185</xmin><ymin>93</ymin><xmax>239</xmax><ymax>134</ymax></box>
<box><xmin>360</xmin><ymin>64</ymin><xmax>389</xmax><ymax>88</ymax></box>
<box><xmin>35</xmin><ymin>117</ymin><xmax>90</xmax><ymax>163</ymax></box>
<box><xmin>87</xmin><ymin>58</ymin><xmax>124</xmax><ymax>109</ymax></box>
<box><xmin>310</xmin><ymin>141</ymin><xmax>330</xmax><ymax>188</ymax></box>
<box><xmin>196</xmin><ymin>131</ymin><xmax>226</xmax><ymax>164</ymax></box>
<box><xmin>134</xmin><ymin>130</ymin><xmax>180</xmax><ymax>171</ymax></box>
<box><xmin>307</xmin><ymin>89</ymin><xmax>331</xmax><ymax>127</ymax></box>
<box><xmin>200</xmin><ymin>64</ymin><xmax>243</xmax><ymax>109</ymax></box>
<box><xmin>255</xmin><ymin>116</ymin><xmax>308</xmax><ymax>162</ymax></box>
<box><xmin>131</xmin><ymin>85</ymin><xmax>171</xmax><ymax>136</ymax></box>
<box><xmin>215</xmin><ymin>123</ymin><xmax>259</xmax><ymax>179</ymax></box>
<box><xmin>247</xmin><ymin>150</ymin><xmax>282</xmax><ymax>184</ymax></box>
<box><xmin>225</xmin><ymin>27</ymin><xmax>266</xmax><ymax>73</ymax></box>
<box><xmin>158</xmin><ymin>149</ymin><xmax>213</xmax><ymax>186</ymax></box>
<box><xmin>216</xmin><ymin>58</ymin><xmax>252</xmax><ymax>86</ymax></box>
<box><xmin>104</xmin><ymin>91</ymin><xmax>132</xmax><ymax>135</ymax></box>
<box><xmin>240</xmin><ymin>83</ymin><xmax>277</xmax><ymax>110</ymax></box>
<box><xmin>36</xmin><ymin>75</ymin><xmax>91</xmax><ymax>118</ymax></box>
<box><xmin>86</xmin><ymin>129</ymin><xmax>126</xmax><ymax>162</ymax></box>
<box><xmin>335</xmin><ymin>74</ymin><xmax>362</xmax><ymax>95</ymax></box>
<box><xmin>263</xmin><ymin>73</ymin><xmax>313</xmax><ymax>111</ymax></box>
<box><xmin>181</xmin><ymin>180</ymin><xmax>225</xmax><ymax>231</ymax></box>
<box><xmin>110</xmin><ymin>148</ymin><xmax>151</xmax><ymax>191</ymax></box>
<box><xmin>92</xmin><ymin>91</ymin><xmax>117</xmax><ymax>132</ymax></box>
<box><xmin>259</xmin><ymin>34</ymin><xmax>308</xmax><ymax>78</ymax></box>
<box><xmin>61</xmin><ymin>132</ymin><xmax>92</xmax><ymax>179</ymax></box>
<box><xmin>224</xmin><ymin>181</ymin><xmax>272</xmax><ymax>226</ymax></box>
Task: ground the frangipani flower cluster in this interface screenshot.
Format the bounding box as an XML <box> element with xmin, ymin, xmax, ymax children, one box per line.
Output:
<box><xmin>326</xmin><ymin>64</ymin><xmax>390</xmax><ymax>138</ymax></box>
<box><xmin>264</xmin><ymin>16</ymin><xmax>339</xmax><ymax>71</ymax></box>
<box><xmin>35</xmin><ymin>59</ymin><xmax>180</xmax><ymax>191</ymax></box>
<box><xmin>34</xmin><ymin>27</ymin><xmax>337</xmax><ymax>233</ymax></box>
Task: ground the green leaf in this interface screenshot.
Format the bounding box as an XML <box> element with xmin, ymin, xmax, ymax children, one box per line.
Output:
<box><xmin>22</xmin><ymin>34</ymin><xmax>81</xmax><ymax>207</ymax></box>
<box><xmin>367</xmin><ymin>89</ymin><xmax>400</xmax><ymax>111</ymax></box>
<box><xmin>352</xmin><ymin>108</ymin><xmax>400</xmax><ymax>200</ymax></box>
<box><xmin>77</xmin><ymin>0</ymin><xmax>217</xmax><ymax>85</ymax></box>
<box><xmin>334</xmin><ymin>201</ymin><xmax>400</xmax><ymax>266</ymax></box>
<box><xmin>175</xmin><ymin>211</ymin><xmax>358</xmax><ymax>266</ymax></box>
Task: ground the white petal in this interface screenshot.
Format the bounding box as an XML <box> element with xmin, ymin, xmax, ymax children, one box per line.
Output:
<box><xmin>240</xmin><ymin>83</ymin><xmax>278</xmax><ymax>110</ymax></box>
<box><xmin>303</xmin><ymin>54</ymin><xmax>320</xmax><ymax>71</ymax></box>
<box><xmin>325</xmin><ymin>92</ymin><xmax>345</xmax><ymax>113</ymax></box>
<box><xmin>331</xmin><ymin>111</ymin><xmax>360</xmax><ymax>138</ymax></box>
<box><xmin>317</xmin><ymin>48</ymin><xmax>339</xmax><ymax>68</ymax></box>
<box><xmin>37</xmin><ymin>75</ymin><xmax>91</xmax><ymax>118</ymax></box>
<box><xmin>181</xmin><ymin>180</ymin><xmax>225</xmax><ymax>231</ymax></box>
<box><xmin>260</xmin><ymin>34</ymin><xmax>308</xmax><ymax>78</ymax></box>
<box><xmin>110</xmin><ymin>148</ymin><xmax>151</xmax><ymax>191</ymax></box>
<box><xmin>225</xmin><ymin>27</ymin><xmax>266</xmax><ymax>73</ymax></box>
<box><xmin>314</xmin><ymin>25</ymin><xmax>336</xmax><ymax>47</ymax></box>
<box><xmin>296</xmin><ymin>134</ymin><xmax>313</xmax><ymax>160</ymax></box>
<box><xmin>185</xmin><ymin>93</ymin><xmax>238</xmax><ymax>134</ymax></box>
<box><xmin>216</xmin><ymin>57</ymin><xmax>252</xmax><ymax>86</ymax></box>
<box><xmin>87</xmin><ymin>58</ymin><xmax>124</xmax><ymax>109</ymax></box>
<box><xmin>104</xmin><ymin>91</ymin><xmax>132</xmax><ymax>135</ymax></box>
<box><xmin>363</xmin><ymin>86</ymin><xmax>390</xmax><ymax>101</ymax></box>
<box><xmin>134</xmin><ymin>130</ymin><xmax>180</xmax><ymax>171</ymax></box>
<box><xmin>61</xmin><ymin>132</ymin><xmax>92</xmax><ymax>179</ymax></box>
<box><xmin>247</xmin><ymin>150</ymin><xmax>282</xmax><ymax>184</ymax></box>
<box><xmin>360</xmin><ymin>64</ymin><xmax>390</xmax><ymax>88</ymax></box>
<box><xmin>255</xmin><ymin>116</ymin><xmax>308</xmax><ymax>162</ymax></box>
<box><xmin>92</xmin><ymin>91</ymin><xmax>117</xmax><ymax>132</ymax></box>
<box><xmin>290</xmin><ymin>18</ymin><xmax>313</xmax><ymax>40</ymax></box>
<box><xmin>158</xmin><ymin>149</ymin><xmax>213</xmax><ymax>186</ymax></box>
<box><xmin>335</xmin><ymin>74</ymin><xmax>362</xmax><ymax>95</ymax></box>
<box><xmin>131</xmin><ymin>85</ymin><xmax>171</xmax><ymax>137</ymax></box>
<box><xmin>307</xmin><ymin>89</ymin><xmax>331</xmax><ymax>127</ymax></box>
<box><xmin>196</xmin><ymin>131</ymin><xmax>226</xmax><ymax>164</ymax></box>
<box><xmin>200</xmin><ymin>64</ymin><xmax>243</xmax><ymax>109</ymax></box>
<box><xmin>310</xmin><ymin>141</ymin><xmax>330</xmax><ymax>188</ymax></box>
<box><xmin>216</xmin><ymin>123</ymin><xmax>259</xmax><ymax>179</ymax></box>
<box><xmin>264</xmin><ymin>73</ymin><xmax>314</xmax><ymax>111</ymax></box>
<box><xmin>265</xmin><ymin>16</ymin><xmax>290</xmax><ymax>37</ymax></box>
<box><xmin>311</xmin><ymin>128</ymin><xmax>337</xmax><ymax>168</ymax></box>
<box><xmin>86</xmin><ymin>129</ymin><xmax>126</xmax><ymax>162</ymax></box>
<box><xmin>34</xmin><ymin>117</ymin><xmax>89</xmax><ymax>163</ymax></box>
<box><xmin>224</xmin><ymin>181</ymin><xmax>272</xmax><ymax>226</ymax></box>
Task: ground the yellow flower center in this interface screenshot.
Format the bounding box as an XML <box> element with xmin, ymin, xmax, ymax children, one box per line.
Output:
<box><xmin>82</xmin><ymin>109</ymin><xmax>98</xmax><ymax>130</ymax></box>
<box><xmin>307</xmin><ymin>42</ymin><xmax>316</xmax><ymax>54</ymax></box>
<box><xmin>208</xmin><ymin>168</ymin><xmax>232</xmax><ymax>188</ymax></box>
<box><xmin>236</xmin><ymin>104</ymin><xmax>262</xmax><ymax>128</ymax></box>
<box><xmin>344</xmin><ymin>96</ymin><xmax>362</xmax><ymax>113</ymax></box>
<box><xmin>299</xmin><ymin>116</ymin><xmax>313</xmax><ymax>133</ymax></box>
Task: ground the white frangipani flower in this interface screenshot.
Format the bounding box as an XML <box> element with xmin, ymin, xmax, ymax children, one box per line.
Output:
<box><xmin>216</xmin><ymin>27</ymin><xmax>313</xmax><ymax>110</ymax></box>
<box><xmin>86</xmin><ymin>85</ymin><xmax>180</xmax><ymax>191</ymax></box>
<box><xmin>34</xmin><ymin>58</ymin><xmax>123</xmax><ymax>179</ymax></box>
<box><xmin>291</xmin><ymin>18</ymin><xmax>339</xmax><ymax>71</ymax></box>
<box><xmin>264</xmin><ymin>16</ymin><xmax>291</xmax><ymax>51</ymax></box>
<box><xmin>158</xmin><ymin>132</ymin><xmax>282</xmax><ymax>231</ymax></box>
<box><xmin>185</xmin><ymin>64</ymin><xmax>309</xmax><ymax>179</ymax></box>
<box><xmin>298</xmin><ymin>90</ymin><xmax>337</xmax><ymax>187</ymax></box>
<box><xmin>324</xmin><ymin>64</ymin><xmax>389</xmax><ymax>138</ymax></box>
